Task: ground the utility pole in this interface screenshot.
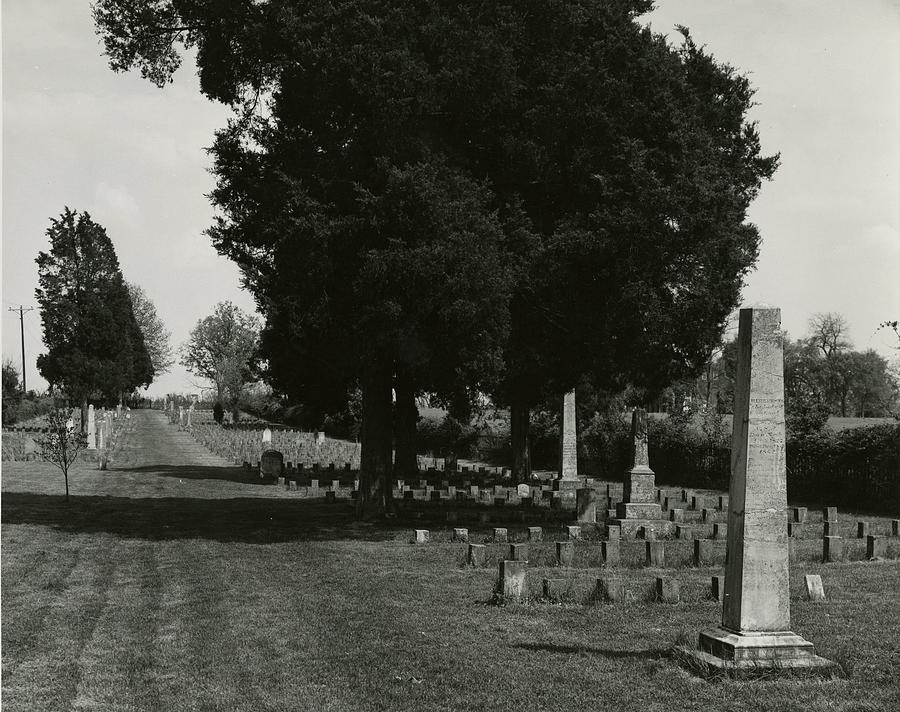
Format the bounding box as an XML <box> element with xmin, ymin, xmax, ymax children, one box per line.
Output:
<box><xmin>8</xmin><ymin>305</ymin><xmax>34</xmax><ymax>393</ymax></box>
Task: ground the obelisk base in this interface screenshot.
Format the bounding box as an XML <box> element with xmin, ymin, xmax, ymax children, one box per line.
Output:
<box><xmin>676</xmin><ymin>628</ymin><xmax>839</xmax><ymax>678</ymax></box>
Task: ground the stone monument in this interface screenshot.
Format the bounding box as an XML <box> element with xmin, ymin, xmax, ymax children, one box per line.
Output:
<box><xmin>678</xmin><ymin>307</ymin><xmax>836</xmax><ymax>676</ymax></box>
<box><xmin>608</xmin><ymin>409</ymin><xmax>671</xmax><ymax>538</ymax></box>
<box><xmin>260</xmin><ymin>449</ymin><xmax>284</xmax><ymax>479</ymax></box>
<box><xmin>552</xmin><ymin>390</ymin><xmax>578</xmax><ymax>508</ymax></box>
<box><xmin>86</xmin><ymin>404</ymin><xmax>96</xmax><ymax>450</ymax></box>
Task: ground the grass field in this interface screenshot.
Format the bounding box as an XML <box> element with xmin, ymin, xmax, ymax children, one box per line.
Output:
<box><xmin>2</xmin><ymin>411</ymin><xmax>898</xmax><ymax>712</ymax></box>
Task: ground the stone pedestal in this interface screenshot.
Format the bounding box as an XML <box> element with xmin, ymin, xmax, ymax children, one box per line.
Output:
<box><xmin>608</xmin><ymin>409</ymin><xmax>671</xmax><ymax>538</ymax></box>
<box><xmin>678</xmin><ymin>308</ymin><xmax>836</xmax><ymax>678</ymax></box>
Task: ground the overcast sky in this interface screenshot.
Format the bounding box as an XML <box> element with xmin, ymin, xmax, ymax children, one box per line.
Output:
<box><xmin>3</xmin><ymin>1</ymin><xmax>898</xmax><ymax>398</ymax></box>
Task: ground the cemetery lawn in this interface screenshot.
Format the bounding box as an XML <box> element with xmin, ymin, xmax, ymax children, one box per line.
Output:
<box><xmin>3</xmin><ymin>413</ymin><xmax>899</xmax><ymax>712</ymax></box>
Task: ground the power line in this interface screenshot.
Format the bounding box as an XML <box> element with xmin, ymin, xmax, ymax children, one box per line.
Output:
<box><xmin>7</xmin><ymin>305</ymin><xmax>35</xmax><ymax>393</ymax></box>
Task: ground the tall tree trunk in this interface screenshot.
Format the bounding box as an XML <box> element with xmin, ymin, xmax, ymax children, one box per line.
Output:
<box><xmin>81</xmin><ymin>397</ymin><xmax>88</xmax><ymax>435</ymax></box>
<box><xmin>510</xmin><ymin>398</ymin><xmax>531</xmax><ymax>483</ymax></box>
<box><xmin>393</xmin><ymin>369</ymin><xmax>419</xmax><ymax>480</ymax></box>
<box><xmin>358</xmin><ymin>362</ymin><xmax>394</xmax><ymax>520</ymax></box>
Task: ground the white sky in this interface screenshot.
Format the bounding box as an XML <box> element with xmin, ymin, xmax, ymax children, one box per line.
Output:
<box><xmin>2</xmin><ymin>0</ymin><xmax>898</xmax><ymax>397</ymax></box>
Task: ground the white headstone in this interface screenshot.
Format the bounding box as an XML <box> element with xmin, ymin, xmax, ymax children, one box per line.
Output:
<box><xmin>517</xmin><ymin>483</ymin><xmax>530</xmax><ymax>498</ymax></box>
<box><xmin>262</xmin><ymin>427</ymin><xmax>272</xmax><ymax>443</ymax></box>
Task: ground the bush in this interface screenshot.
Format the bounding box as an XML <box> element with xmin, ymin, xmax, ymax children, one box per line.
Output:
<box><xmin>787</xmin><ymin>423</ymin><xmax>899</xmax><ymax>514</ymax></box>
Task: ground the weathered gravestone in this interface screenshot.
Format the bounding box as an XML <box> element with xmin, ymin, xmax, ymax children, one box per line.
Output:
<box><xmin>678</xmin><ymin>307</ymin><xmax>836</xmax><ymax>676</ymax></box>
<box><xmin>260</xmin><ymin>449</ymin><xmax>284</xmax><ymax>479</ymax></box>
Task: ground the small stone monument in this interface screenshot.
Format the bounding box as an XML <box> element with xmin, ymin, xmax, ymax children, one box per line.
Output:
<box><xmin>608</xmin><ymin>409</ymin><xmax>671</xmax><ymax>538</ymax></box>
<box><xmin>551</xmin><ymin>389</ymin><xmax>578</xmax><ymax>508</ymax></box>
<box><xmin>677</xmin><ymin>307</ymin><xmax>836</xmax><ymax>676</ymax></box>
<box><xmin>316</xmin><ymin>431</ymin><xmax>326</xmax><ymax>445</ymax></box>
<box><xmin>262</xmin><ymin>427</ymin><xmax>272</xmax><ymax>444</ymax></box>
<box><xmin>260</xmin><ymin>449</ymin><xmax>284</xmax><ymax>478</ymax></box>
<box><xmin>86</xmin><ymin>404</ymin><xmax>96</xmax><ymax>450</ymax></box>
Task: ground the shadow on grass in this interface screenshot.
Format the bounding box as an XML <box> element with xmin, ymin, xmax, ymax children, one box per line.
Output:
<box><xmin>513</xmin><ymin>642</ymin><xmax>667</xmax><ymax>659</ymax></box>
<box><xmin>114</xmin><ymin>464</ymin><xmax>268</xmax><ymax>485</ymax></box>
<box><xmin>1</xmin><ymin>492</ymin><xmax>400</xmax><ymax>544</ymax></box>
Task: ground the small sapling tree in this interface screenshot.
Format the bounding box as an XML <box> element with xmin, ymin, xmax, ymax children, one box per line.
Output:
<box><xmin>37</xmin><ymin>407</ymin><xmax>87</xmax><ymax>502</ymax></box>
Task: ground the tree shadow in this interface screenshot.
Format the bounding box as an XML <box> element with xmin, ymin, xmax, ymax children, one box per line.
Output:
<box><xmin>512</xmin><ymin>642</ymin><xmax>667</xmax><ymax>659</ymax></box>
<box><xmin>115</xmin><ymin>464</ymin><xmax>269</xmax><ymax>485</ymax></box>
<box><xmin>1</xmin><ymin>492</ymin><xmax>400</xmax><ymax>544</ymax></box>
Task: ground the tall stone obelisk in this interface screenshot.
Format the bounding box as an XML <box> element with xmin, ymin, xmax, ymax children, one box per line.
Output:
<box><xmin>679</xmin><ymin>307</ymin><xmax>836</xmax><ymax>676</ymax></box>
<box><xmin>552</xmin><ymin>390</ymin><xmax>578</xmax><ymax>508</ymax></box>
<box><xmin>86</xmin><ymin>404</ymin><xmax>96</xmax><ymax>449</ymax></box>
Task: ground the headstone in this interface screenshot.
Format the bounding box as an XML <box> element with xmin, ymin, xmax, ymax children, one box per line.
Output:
<box><xmin>508</xmin><ymin>543</ymin><xmax>529</xmax><ymax>561</ymax></box>
<box><xmin>556</xmin><ymin>541</ymin><xmax>575</xmax><ymax>567</ymax></box>
<box><xmin>527</xmin><ymin>526</ymin><xmax>543</xmax><ymax>542</ymax></box>
<box><xmin>676</xmin><ymin>525</ymin><xmax>693</xmax><ymax>540</ymax></box>
<box><xmin>601</xmin><ymin>540</ymin><xmax>619</xmax><ymax>567</ymax></box>
<box><xmin>711</xmin><ymin>575</ymin><xmax>726</xmax><ymax>602</ymax></box>
<box><xmin>822</xmin><ymin>535</ymin><xmax>843</xmax><ymax>563</ymax></box>
<box><xmin>262</xmin><ymin>427</ymin><xmax>272</xmax><ymax>444</ymax></box>
<box><xmin>804</xmin><ymin>574</ymin><xmax>825</xmax><ymax>602</ymax></box>
<box><xmin>712</xmin><ymin>523</ymin><xmax>727</xmax><ymax>539</ymax></box>
<box><xmin>866</xmin><ymin>535</ymin><xmax>885</xmax><ymax>560</ymax></box>
<box><xmin>892</xmin><ymin>520</ymin><xmax>899</xmax><ymax>537</ymax></box>
<box><xmin>606</xmin><ymin>524</ymin><xmax>621</xmax><ymax>540</ymax></box>
<box><xmin>467</xmin><ymin>544</ymin><xmax>485</xmax><ymax>566</ymax></box>
<box><xmin>655</xmin><ymin>577</ymin><xmax>680</xmax><ymax>603</ymax></box>
<box><xmin>596</xmin><ymin>577</ymin><xmax>624</xmax><ymax>602</ymax></box>
<box><xmin>857</xmin><ymin>521</ymin><xmax>869</xmax><ymax>539</ymax></box>
<box><xmin>260</xmin><ymin>449</ymin><xmax>284</xmax><ymax>478</ymax></box>
<box><xmin>645</xmin><ymin>541</ymin><xmax>665</xmax><ymax>567</ymax></box>
<box><xmin>316</xmin><ymin>431</ymin><xmax>326</xmax><ymax>445</ymax></box>
<box><xmin>557</xmin><ymin>389</ymin><xmax>577</xmax><ymax>480</ymax></box>
<box><xmin>493</xmin><ymin>528</ymin><xmax>508</xmax><ymax>543</ymax></box>
<box><xmin>679</xmin><ymin>307</ymin><xmax>835</xmax><ymax>676</ymax></box>
<box><xmin>565</xmin><ymin>525</ymin><xmax>581</xmax><ymax>541</ymax></box>
<box><xmin>499</xmin><ymin>560</ymin><xmax>527</xmax><ymax>603</ymax></box>
<box><xmin>823</xmin><ymin>506</ymin><xmax>838</xmax><ymax>522</ymax></box>
<box><xmin>414</xmin><ymin>529</ymin><xmax>429</xmax><ymax>545</ymax></box>
<box><xmin>86</xmin><ymin>404</ymin><xmax>96</xmax><ymax>449</ymax></box>
<box><xmin>670</xmin><ymin>508</ymin><xmax>686</xmax><ymax>523</ymax></box>
<box><xmin>517</xmin><ymin>483</ymin><xmax>530</xmax><ymax>498</ymax></box>
<box><xmin>792</xmin><ymin>507</ymin><xmax>808</xmax><ymax>523</ymax></box>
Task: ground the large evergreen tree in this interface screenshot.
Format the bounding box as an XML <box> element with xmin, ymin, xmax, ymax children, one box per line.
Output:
<box><xmin>35</xmin><ymin>208</ymin><xmax>153</xmax><ymax>426</ymax></box>
<box><xmin>94</xmin><ymin>0</ymin><xmax>778</xmax><ymax>510</ymax></box>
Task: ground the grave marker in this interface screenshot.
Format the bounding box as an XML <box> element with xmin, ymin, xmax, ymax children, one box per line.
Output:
<box><xmin>804</xmin><ymin>574</ymin><xmax>825</xmax><ymax>602</ymax></box>
<box><xmin>499</xmin><ymin>561</ymin><xmax>527</xmax><ymax>603</ymax></box>
<box><xmin>678</xmin><ymin>307</ymin><xmax>835</xmax><ymax>676</ymax></box>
